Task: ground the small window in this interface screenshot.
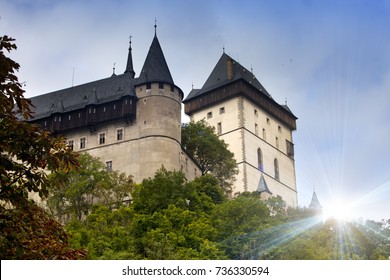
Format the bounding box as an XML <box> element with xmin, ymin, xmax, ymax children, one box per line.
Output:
<box><xmin>219</xmin><ymin>107</ymin><xmax>225</xmax><ymax>114</ymax></box>
<box><xmin>276</xmin><ymin>137</ymin><xmax>279</xmax><ymax>149</ymax></box>
<box><xmin>68</xmin><ymin>140</ymin><xmax>74</xmax><ymax>151</ymax></box>
<box><xmin>80</xmin><ymin>137</ymin><xmax>86</xmax><ymax>149</ymax></box>
<box><xmin>262</xmin><ymin>128</ymin><xmax>266</xmax><ymax>141</ymax></box>
<box><xmin>170</xmin><ymin>85</ymin><xmax>175</xmax><ymax>92</ymax></box>
<box><xmin>117</xmin><ymin>129</ymin><xmax>123</xmax><ymax>141</ymax></box>
<box><xmin>255</xmin><ymin>123</ymin><xmax>258</xmax><ymax>135</ymax></box>
<box><xmin>113</xmin><ymin>104</ymin><xmax>116</xmax><ymax>110</ymax></box>
<box><xmin>159</xmin><ymin>82</ymin><xmax>164</xmax><ymax>89</ymax></box>
<box><xmin>266</xmin><ymin>117</ymin><xmax>270</xmax><ymax>124</ymax></box>
<box><xmin>146</xmin><ymin>83</ymin><xmax>151</xmax><ymax>90</ymax></box>
<box><xmin>274</xmin><ymin>159</ymin><xmax>280</xmax><ymax>181</ymax></box>
<box><xmin>278</xmin><ymin>125</ymin><xmax>282</xmax><ymax>133</ymax></box>
<box><xmin>106</xmin><ymin>161</ymin><xmax>112</xmax><ymax>172</ymax></box>
<box><xmin>207</xmin><ymin>111</ymin><xmax>213</xmax><ymax>119</ymax></box>
<box><xmin>103</xmin><ymin>107</ymin><xmax>106</xmax><ymax>112</ymax></box>
<box><xmin>99</xmin><ymin>133</ymin><xmax>105</xmax><ymax>145</ymax></box>
<box><xmin>257</xmin><ymin>148</ymin><xmax>263</xmax><ymax>171</ymax></box>
<box><xmin>254</xmin><ymin>109</ymin><xmax>258</xmax><ymax>116</ymax></box>
<box><xmin>217</xmin><ymin>122</ymin><xmax>222</xmax><ymax>135</ymax></box>
<box><xmin>68</xmin><ymin>115</ymin><xmax>71</xmax><ymax>121</ymax></box>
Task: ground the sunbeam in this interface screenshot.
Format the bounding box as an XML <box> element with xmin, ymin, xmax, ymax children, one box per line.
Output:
<box><xmin>225</xmin><ymin>216</ymin><xmax>323</xmax><ymax>259</ymax></box>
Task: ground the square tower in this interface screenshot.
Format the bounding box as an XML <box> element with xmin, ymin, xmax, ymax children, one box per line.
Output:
<box><xmin>184</xmin><ymin>53</ymin><xmax>298</xmax><ymax>207</ymax></box>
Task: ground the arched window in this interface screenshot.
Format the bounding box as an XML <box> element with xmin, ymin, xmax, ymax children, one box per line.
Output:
<box><xmin>257</xmin><ymin>148</ymin><xmax>263</xmax><ymax>171</ymax></box>
<box><xmin>274</xmin><ymin>158</ymin><xmax>280</xmax><ymax>181</ymax></box>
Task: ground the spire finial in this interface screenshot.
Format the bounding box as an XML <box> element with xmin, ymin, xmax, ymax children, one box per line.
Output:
<box><xmin>113</xmin><ymin>62</ymin><xmax>116</xmax><ymax>75</ymax></box>
<box><xmin>154</xmin><ymin>18</ymin><xmax>157</xmax><ymax>36</ymax></box>
<box><xmin>129</xmin><ymin>35</ymin><xmax>132</xmax><ymax>50</ymax></box>
<box><xmin>285</xmin><ymin>97</ymin><xmax>288</xmax><ymax>105</ymax></box>
<box><xmin>223</xmin><ymin>45</ymin><xmax>225</xmax><ymax>53</ymax></box>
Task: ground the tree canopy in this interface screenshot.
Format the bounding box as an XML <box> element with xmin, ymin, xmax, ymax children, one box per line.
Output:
<box><xmin>181</xmin><ymin>120</ymin><xmax>238</xmax><ymax>194</ymax></box>
<box><xmin>0</xmin><ymin>35</ymin><xmax>83</xmax><ymax>259</ymax></box>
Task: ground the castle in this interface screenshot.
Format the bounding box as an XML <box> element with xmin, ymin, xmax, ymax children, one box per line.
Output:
<box><xmin>28</xmin><ymin>27</ymin><xmax>298</xmax><ymax>207</ymax></box>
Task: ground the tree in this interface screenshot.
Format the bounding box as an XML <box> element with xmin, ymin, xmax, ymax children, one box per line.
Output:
<box><xmin>47</xmin><ymin>153</ymin><xmax>134</xmax><ymax>222</ymax></box>
<box><xmin>0</xmin><ymin>201</ymin><xmax>86</xmax><ymax>259</ymax></box>
<box><xmin>181</xmin><ymin>120</ymin><xmax>238</xmax><ymax>194</ymax></box>
<box><xmin>0</xmin><ymin>35</ymin><xmax>82</xmax><ymax>259</ymax></box>
<box><xmin>0</xmin><ymin>35</ymin><xmax>78</xmax><ymax>206</ymax></box>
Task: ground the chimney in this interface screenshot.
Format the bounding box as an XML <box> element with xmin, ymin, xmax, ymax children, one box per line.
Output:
<box><xmin>227</xmin><ymin>57</ymin><xmax>234</xmax><ymax>80</ymax></box>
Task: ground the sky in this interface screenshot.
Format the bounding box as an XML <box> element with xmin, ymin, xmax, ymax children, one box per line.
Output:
<box><xmin>2</xmin><ymin>0</ymin><xmax>390</xmax><ymax>220</ymax></box>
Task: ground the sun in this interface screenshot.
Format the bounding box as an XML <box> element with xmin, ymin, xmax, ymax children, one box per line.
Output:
<box><xmin>323</xmin><ymin>199</ymin><xmax>353</xmax><ymax>221</ymax></box>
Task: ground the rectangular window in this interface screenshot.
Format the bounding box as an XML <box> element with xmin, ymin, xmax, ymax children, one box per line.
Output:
<box><xmin>146</xmin><ymin>83</ymin><xmax>151</xmax><ymax>89</ymax></box>
<box><xmin>254</xmin><ymin>109</ymin><xmax>258</xmax><ymax>116</ymax></box>
<box><xmin>159</xmin><ymin>82</ymin><xmax>164</xmax><ymax>89</ymax></box>
<box><xmin>217</xmin><ymin>122</ymin><xmax>222</xmax><ymax>135</ymax></box>
<box><xmin>219</xmin><ymin>107</ymin><xmax>225</xmax><ymax>114</ymax></box>
<box><xmin>106</xmin><ymin>161</ymin><xmax>112</xmax><ymax>172</ymax></box>
<box><xmin>286</xmin><ymin>140</ymin><xmax>295</xmax><ymax>158</ymax></box>
<box><xmin>207</xmin><ymin>111</ymin><xmax>213</xmax><ymax>119</ymax></box>
<box><xmin>117</xmin><ymin>129</ymin><xmax>123</xmax><ymax>141</ymax></box>
<box><xmin>99</xmin><ymin>133</ymin><xmax>105</xmax><ymax>145</ymax></box>
<box><xmin>80</xmin><ymin>137</ymin><xmax>86</xmax><ymax>149</ymax></box>
<box><xmin>67</xmin><ymin>140</ymin><xmax>74</xmax><ymax>151</ymax></box>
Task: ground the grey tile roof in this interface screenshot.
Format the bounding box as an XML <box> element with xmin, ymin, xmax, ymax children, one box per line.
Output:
<box><xmin>28</xmin><ymin>34</ymin><xmax>176</xmax><ymax>121</ymax></box>
<box><xmin>184</xmin><ymin>53</ymin><xmax>271</xmax><ymax>101</ymax></box>
<box><xmin>29</xmin><ymin>72</ymin><xmax>136</xmax><ymax>120</ymax></box>
<box><xmin>136</xmin><ymin>35</ymin><xmax>174</xmax><ymax>86</ymax></box>
<box><xmin>257</xmin><ymin>174</ymin><xmax>272</xmax><ymax>194</ymax></box>
<box><xmin>309</xmin><ymin>191</ymin><xmax>322</xmax><ymax>209</ymax></box>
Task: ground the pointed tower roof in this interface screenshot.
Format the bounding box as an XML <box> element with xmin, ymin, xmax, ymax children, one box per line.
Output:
<box><xmin>185</xmin><ymin>53</ymin><xmax>271</xmax><ymax>101</ymax></box>
<box><xmin>124</xmin><ymin>36</ymin><xmax>135</xmax><ymax>78</ymax></box>
<box><xmin>256</xmin><ymin>174</ymin><xmax>273</xmax><ymax>194</ymax></box>
<box><xmin>136</xmin><ymin>33</ymin><xmax>174</xmax><ymax>85</ymax></box>
<box><xmin>309</xmin><ymin>191</ymin><xmax>322</xmax><ymax>209</ymax></box>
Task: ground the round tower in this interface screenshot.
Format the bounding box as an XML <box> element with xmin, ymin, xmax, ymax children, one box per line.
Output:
<box><xmin>134</xmin><ymin>31</ymin><xmax>184</xmax><ymax>179</ymax></box>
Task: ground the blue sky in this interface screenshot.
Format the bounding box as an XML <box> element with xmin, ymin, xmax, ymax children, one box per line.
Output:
<box><xmin>2</xmin><ymin>0</ymin><xmax>390</xmax><ymax>220</ymax></box>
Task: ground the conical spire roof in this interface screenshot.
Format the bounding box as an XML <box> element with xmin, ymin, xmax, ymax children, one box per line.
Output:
<box><xmin>124</xmin><ymin>36</ymin><xmax>135</xmax><ymax>78</ymax></box>
<box><xmin>309</xmin><ymin>191</ymin><xmax>322</xmax><ymax>209</ymax></box>
<box><xmin>136</xmin><ymin>34</ymin><xmax>174</xmax><ymax>85</ymax></box>
<box><xmin>256</xmin><ymin>174</ymin><xmax>272</xmax><ymax>194</ymax></box>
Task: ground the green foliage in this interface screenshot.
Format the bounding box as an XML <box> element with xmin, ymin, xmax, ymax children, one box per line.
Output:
<box><xmin>182</xmin><ymin>120</ymin><xmax>238</xmax><ymax>194</ymax></box>
<box><xmin>262</xmin><ymin>219</ymin><xmax>390</xmax><ymax>260</ymax></box>
<box><xmin>47</xmin><ymin>153</ymin><xmax>134</xmax><ymax>222</ymax></box>
<box><xmin>0</xmin><ymin>200</ymin><xmax>86</xmax><ymax>259</ymax></box>
<box><xmin>0</xmin><ymin>35</ymin><xmax>78</xmax><ymax>206</ymax></box>
<box><xmin>62</xmin><ymin>164</ymin><xmax>390</xmax><ymax>260</ymax></box>
<box><xmin>0</xmin><ymin>35</ymin><xmax>82</xmax><ymax>259</ymax></box>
